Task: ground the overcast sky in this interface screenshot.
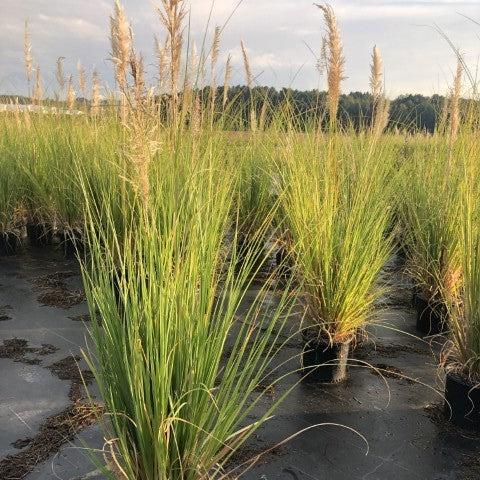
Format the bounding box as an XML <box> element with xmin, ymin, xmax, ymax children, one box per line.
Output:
<box><xmin>1</xmin><ymin>0</ymin><xmax>479</xmax><ymax>98</ymax></box>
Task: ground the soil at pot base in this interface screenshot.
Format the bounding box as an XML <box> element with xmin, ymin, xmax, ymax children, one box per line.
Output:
<box><xmin>26</xmin><ymin>223</ymin><xmax>53</xmax><ymax>247</ymax></box>
<box><xmin>0</xmin><ymin>233</ymin><xmax>20</xmax><ymax>256</ymax></box>
<box><xmin>302</xmin><ymin>337</ymin><xmax>350</xmax><ymax>383</ymax></box>
<box><xmin>444</xmin><ymin>372</ymin><xmax>480</xmax><ymax>430</ymax></box>
<box><xmin>413</xmin><ymin>293</ymin><xmax>448</xmax><ymax>335</ymax></box>
<box><xmin>57</xmin><ymin>230</ymin><xmax>83</xmax><ymax>257</ymax></box>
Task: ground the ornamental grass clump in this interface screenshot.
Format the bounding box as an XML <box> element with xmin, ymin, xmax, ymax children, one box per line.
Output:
<box><xmin>234</xmin><ymin>136</ymin><xmax>277</xmax><ymax>272</ymax></box>
<box><xmin>445</xmin><ymin>174</ymin><xmax>480</xmax><ymax>380</ymax></box>
<box><xmin>441</xmin><ymin>161</ymin><xmax>480</xmax><ymax>429</ymax></box>
<box><xmin>272</xmin><ymin>4</ymin><xmax>394</xmax><ymax>383</ymax></box>
<box><xmin>276</xmin><ymin>132</ymin><xmax>395</xmax><ymax>382</ymax></box>
<box><xmin>398</xmin><ymin>60</ymin><xmax>465</xmax><ymax>335</ymax></box>
<box><xmin>398</xmin><ymin>139</ymin><xmax>462</xmax><ymax>334</ymax></box>
<box><xmin>71</xmin><ymin>2</ymin><xmax>298</xmax><ymax>478</ymax></box>
<box><xmin>0</xmin><ymin>121</ymin><xmax>22</xmax><ymax>254</ymax></box>
<box><xmin>440</xmin><ymin>77</ymin><xmax>480</xmax><ymax>428</ymax></box>
<box><xmin>79</xmin><ymin>129</ymin><xmax>294</xmax><ymax>479</ymax></box>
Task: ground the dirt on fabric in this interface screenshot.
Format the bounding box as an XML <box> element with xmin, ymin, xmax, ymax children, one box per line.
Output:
<box><xmin>423</xmin><ymin>403</ymin><xmax>480</xmax><ymax>479</ymax></box>
<box><xmin>0</xmin><ymin>402</ymin><xmax>102</xmax><ymax>480</ymax></box>
<box><xmin>370</xmin><ymin>363</ymin><xmax>415</xmax><ymax>384</ymax></box>
<box><xmin>47</xmin><ymin>355</ymin><xmax>95</xmax><ymax>402</ymax></box>
<box><xmin>0</xmin><ymin>353</ymin><xmax>101</xmax><ymax>480</ymax></box>
<box><xmin>0</xmin><ymin>338</ymin><xmax>59</xmax><ymax>365</ymax></box>
<box><xmin>355</xmin><ymin>342</ymin><xmax>426</xmax><ymax>359</ymax></box>
<box><xmin>69</xmin><ymin>313</ymin><xmax>91</xmax><ymax>322</ymax></box>
<box><xmin>34</xmin><ymin>271</ymin><xmax>85</xmax><ymax>309</ymax></box>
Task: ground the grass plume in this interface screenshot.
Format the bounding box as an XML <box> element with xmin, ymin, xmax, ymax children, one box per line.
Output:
<box><xmin>24</xmin><ymin>20</ymin><xmax>33</xmax><ymax>85</ymax></box>
<box><xmin>316</xmin><ymin>3</ymin><xmax>345</xmax><ymax>128</ymax></box>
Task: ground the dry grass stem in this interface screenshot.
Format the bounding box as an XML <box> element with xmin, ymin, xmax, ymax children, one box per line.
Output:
<box><xmin>33</xmin><ymin>65</ymin><xmax>43</xmax><ymax>105</ymax></box>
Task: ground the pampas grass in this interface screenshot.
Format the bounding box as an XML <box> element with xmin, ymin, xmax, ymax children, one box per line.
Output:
<box><xmin>3</xmin><ymin>1</ymin><xmax>480</xmax><ymax>475</ymax></box>
<box><xmin>223</xmin><ymin>54</ymin><xmax>232</xmax><ymax>110</ymax></box>
<box><xmin>240</xmin><ymin>40</ymin><xmax>253</xmax><ymax>89</ymax></box>
<box><xmin>24</xmin><ymin>21</ymin><xmax>33</xmax><ymax>85</ymax></box>
<box><xmin>370</xmin><ymin>46</ymin><xmax>390</xmax><ymax>135</ymax></box>
<box><xmin>241</xmin><ymin>40</ymin><xmax>257</xmax><ymax>131</ymax></box>
<box><xmin>315</xmin><ymin>3</ymin><xmax>345</xmax><ymax>128</ymax></box>
<box><xmin>56</xmin><ymin>56</ymin><xmax>66</xmax><ymax>92</ymax></box>
<box><xmin>77</xmin><ymin>61</ymin><xmax>87</xmax><ymax>98</ymax></box>
<box><xmin>157</xmin><ymin>0</ymin><xmax>187</xmax><ymax>120</ymax></box>
<box><xmin>154</xmin><ymin>36</ymin><xmax>168</xmax><ymax>93</ymax></box>
<box><xmin>370</xmin><ymin>46</ymin><xmax>382</xmax><ymax>102</ymax></box>
<box><xmin>450</xmin><ymin>56</ymin><xmax>462</xmax><ymax>146</ymax></box>
<box><xmin>110</xmin><ymin>0</ymin><xmax>131</xmax><ymax>92</ymax></box>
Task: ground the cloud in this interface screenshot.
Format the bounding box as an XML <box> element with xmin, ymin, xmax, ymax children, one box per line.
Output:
<box><xmin>35</xmin><ymin>14</ymin><xmax>104</xmax><ymax>39</ymax></box>
<box><xmin>0</xmin><ymin>0</ymin><xmax>479</xmax><ymax>96</ymax></box>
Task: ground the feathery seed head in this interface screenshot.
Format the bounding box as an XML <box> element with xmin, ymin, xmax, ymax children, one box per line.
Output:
<box><xmin>24</xmin><ymin>21</ymin><xmax>33</xmax><ymax>83</ymax></box>
<box><xmin>56</xmin><ymin>56</ymin><xmax>66</xmax><ymax>91</ymax></box>
<box><xmin>240</xmin><ymin>40</ymin><xmax>253</xmax><ymax>89</ymax></box>
<box><xmin>77</xmin><ymin>61</ymin><xmax>87</xmax><ymax>97</ymax></box>
<box><xmin>66</xmin><ymin>75</ymin><xmax>76</xmax><ymax>110</ymax></box>
<box><xmin>315</xmin><ymin>3</ymin><xmax>345</xmax><ymax>126</ymax></box>
<box><xmin>370</xmin><ymin>46</ymin><xmax>382</xmax><ymax>102</ymax></box>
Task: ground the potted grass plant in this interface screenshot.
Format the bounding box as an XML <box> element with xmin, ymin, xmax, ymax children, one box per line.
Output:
<box><xmin>79</xmin><ymin>130</ymin><xmax>295</xmax><ymax>479</ymax></box>
<box><xmin>399</xmin><ymin>61</ymin><xmax>465</xmax><ymax>336</ymax></box>
<box><xmin>234</xmin><ymin>141</ymin><xmax>277</xmax><ymax>275</ymax></box>
<box><xmin>0</xmin><ymin>211</ymin><xmax>20</xmax><ymax>256</ymax></box>
<box><xmin>277</xmin><ymin>133</ymin><xmax>394</xmax><ymax>383</ymax></box>
<box><xmin>443</xmin><ymin>169</ymin><xmax>480</xmax><ymax>430</ymax></box>
<box><xmin>273</xmin><ymin>4</ymin><xmax>394</xmax><ymax>383</ymax></box>
<box><xmin>0</xmin><ymin>150</ymin><xmax>21</xmax><ymax>256</ymax></box>
<box><xmin>397</xmin><ymin>136</ymin><xmax>462</xmax><ymax>335</ymax></box>
<box><xmin>75</xmin><ymin>4</ymin><xmax>296</xmax><ymax>477</ymax></box>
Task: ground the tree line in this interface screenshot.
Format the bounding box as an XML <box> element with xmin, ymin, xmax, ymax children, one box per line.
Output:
<box><xmin>0</xmin><ymin>87</ymin><xmax>458</xmax><ymax>133</ymax></box>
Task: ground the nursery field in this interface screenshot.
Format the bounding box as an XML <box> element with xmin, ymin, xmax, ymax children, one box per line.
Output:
<box><xmin>1</xmin><ymin>1</ymin><xmax>480</xmax><ymax>479</ymax></box>
<box><xmin>0</xmin><ymin>250</ymin><xmax>479</xmax><ymax>480</ymax></box>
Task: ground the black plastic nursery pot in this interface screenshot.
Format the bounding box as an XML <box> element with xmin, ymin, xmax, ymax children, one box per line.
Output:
<box><xmin>396</xmin><ymin>243</ymin><xmax>408</xmax><ymax>262</ymax></box>
<box><xmin>58</xmin><ymin>229</ymin><xmax>84</xmax><ymax>257</ymax></box>
<box><xmin>412</xmin><ymin>293</ymin><xmax>448</xmax><ymax>335</ymax></box>
<box><xmin>0</xmin><ymin>232</ymin><xmax>20</xmax><ymax>256</ymax></box>
<box><xmin>302</xmin><ymin>336</ymin><xmax>351</xmax><ymax>383</ymax></box>
<box><xmin>26</xmin><ymin>223</ymin><xmax>53</xmax><ymax>247</ymax></box>
<box><xmin>444</xmin><ymin>372</ymin><xmax>480</xmax><ymax>430</ymax></box>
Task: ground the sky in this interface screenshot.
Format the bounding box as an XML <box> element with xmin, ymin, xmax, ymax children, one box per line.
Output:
<box><xmin>1</xmin><ymin>0</ymin><xmax>480</xmax><ymax>98</ymax></box>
